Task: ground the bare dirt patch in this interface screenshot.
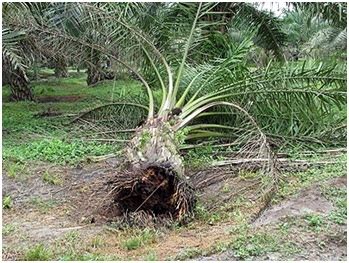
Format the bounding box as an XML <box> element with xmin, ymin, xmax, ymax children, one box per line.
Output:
<box><xmin>253</xmin><ymin>180</ymin><xmax>340</xmax><ymax>227</ymax></box>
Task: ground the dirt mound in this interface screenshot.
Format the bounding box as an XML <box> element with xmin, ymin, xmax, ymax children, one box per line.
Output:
<box><xmin>253</xmin><ymin>176</ymin><xmax>346</xmax><ymax>227</ymax></box>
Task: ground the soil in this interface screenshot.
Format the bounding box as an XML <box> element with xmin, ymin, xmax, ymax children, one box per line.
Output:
<box><xmin>2</xmin><ymin>159</ymin><xmax>347</xmax><ymax>261</ymax></box>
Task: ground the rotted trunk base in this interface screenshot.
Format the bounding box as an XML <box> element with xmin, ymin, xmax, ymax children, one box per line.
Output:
<box><xmin>113</xmin><ymin>165</ymin><xmax>195</xmax><ymax>221</ymax></box>
<box><xmin>111</xmin><ymin>118</ymin><xmax>196</xmax><ymax>222</ymax></box>
<box><xmin>87</xmin><ymin>67</ymin><xmax>115</xmax><ymax>86</ymax></box>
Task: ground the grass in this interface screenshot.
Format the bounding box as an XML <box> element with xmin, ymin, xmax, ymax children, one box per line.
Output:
<box><xmin>304</xmin><ymin>214</ymin><xmax>325</xmax><ymax>232</ymax></box>
<box><xmin>143</xmin><ymin>250</ymin><xmax>157</xmax><ymax>261</ymax></box>
<box><xmin>3</xmin><ymin>224</ymin><xmax>17</xmax><ymax>236</ymax></box>
<box><xmin>29</xmin><ymin>197</ymin><xmax>58</xmax><ymax>213</ymax></box>
<box><xmin>174</xmin><ymin>247</ymin><xmax>203</xmax><ymax>260</ymax></box>
<box><xmin>3</xmin><ymin>161</ymin><xmax>28</xmax><ymax>180</ymax></box>
<box><xmin>3</xmin><ymin>195</ymin><xmax>13</xmax><ymax>209</ymax></box>
<box><xmin>24</xmin><ymin>244</ymin><xmax>53</xmax><ymax>261</ymax></box>
<box><xmin>4</xmin><ymin>137</ymin><xmax>119</xmax><ymax>165</ymax></box>
<box><xmin>120</xmin><ymin>228</ymin><xmax>158</xmax><ymax>251</ymax></box>
<box><xmin>3</xmin><ymin>72</ymin><xmax>146</xmax><ymax>166</ymax></box>
<box><xmin>20</xmin><ymin>230</ymin><xmax>119</xmax><ymax>261</ymax></box>
<box><xmin>90</xmin><ymin>236</ymin><xmax>105</xmax><ymax>249</ymax></box>
<box><xmin>42</xmin><ymin>171</ymin><xmax>63</xmax><ymax>185</ymax></box>
<box><xmin>321</xmin><ymin>185</ymin><xmax>347</xmax><ymax>225</ymax></box>
<box><xmin>273</xmin><ymin>153</ymin><xmax>347</xmax><ymax>203</ymax></box>
<box><xmin>184</xmin><ymin>145</ymin><xmax>216</xmax><ymax>168</ymax></box>
<box><xmin>194</xmin><ymin>203</ymin><xmax>229</xmax><ymax>225</ymax></box>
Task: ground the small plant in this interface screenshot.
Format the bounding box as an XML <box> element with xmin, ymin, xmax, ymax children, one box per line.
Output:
<box><xmin>231</xmin><ymin>231</ymin><xmax>278</xmax><ymax>259</ymax></box>
<box><xmin>304</xmin><ymin>214</ymin><xmax>325</xmax><ymax>232</ymax></box>
<box><xmin>194</xmin><ymin>203</ymin><xmax>210</xmax><ymax>220</ymax></box>
<box><xmin>139</xmin><ymin>131</ymin><xmax>151</xmax><ymax>149</ymax></box>
<box><xmin>3</xmin><ymin>195</ymin><xmax>13</xmax><ymax>209</ymax></box>
<box><xmin>29</xmin><ymin>197</ymin><xmax>57</xmax><ymax>213</ymax></box>
<box><xmin>122</xmin><ymin>237</ymin><xmax>142</xmax><ymax>251</ymax></box>
<box><xmin>24</xmin><ymin>244</ymin><xmax>53</xmax><ymax>261</ymax></box>
<box><xmin>4</xmin><ymin>161</ymin><xmax>27</xmax><ymax>180</ymax></box>
<box><xmin>4</xmin><ymin>139</ymin><xmax>117</xmax><ymax>165</ymax></box>
<box><xmin>42</xmin><ymin>171</ymin><xmax>63</xmax><ymax>185</ymax></box>
<box><xmin>278</xmin><ymin>221</ymin><xmax>292</xmax><ymax>234</ymax></box>
<box><xmin>221</xmin><ymin>183</ymin><xmax>231</xmax><ymax>193</ymax></box>
<box><xmin>64</xmin><ymin>231</ymin><xmax>80</xmax><ymax>243</ymax></box>
<box><xmin>143</xmin><ymin>250</ymin><xmax>157</xmax><ymax>261</ymax></box>
<box><xmin>3</xmin><ymin>224</ymin><xmax>17</xmax><ymax>236</ymax></box>
<box><xmin>185</xmin><ymin>145</ymin><xmax>215</xmax><ymax>168</ymax></box>
<box><xmin>174</xmin><ymin>247</ymin><xmax>203</xmax><ymax>260</ymax></box>
<box><xmin>322</xmin><ymin>186</ymin><xmax>347</xmax><ymax>225</ymax></box>
<box><xmin>174</xmin><ymin>127</ymin><xmax>189</xmax><ymax>146</ymax></box>
<box><xmin>121</xmin><ymin>228</ymin><xmax>157</xmax><ymax>251</ymax></box>
<box><xmin>91</xmin><ymin>236</ymin><xmax>105</xmax><ymax>248</ymax></box>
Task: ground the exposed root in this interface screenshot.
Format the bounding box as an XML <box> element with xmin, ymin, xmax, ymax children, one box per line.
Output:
<box><xmin>110</xmin><ymin>164</ymin><xmax>196</xmax><ymax>223</ymax></box>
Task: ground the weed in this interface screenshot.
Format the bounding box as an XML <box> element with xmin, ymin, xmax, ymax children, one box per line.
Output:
<box><xmin>322</xmin><ymin>186</ymin><xmax>347</xmax><ymax>225</ymax></box>
<box><xmin>121</xmin><ymin>237</ymin><xmax>142</xmax><ymax>251</ymax></box>
<box><xmin>143</xmin><ymin>250</ymin><xmax>157</xmax><ymax>261</ymax></box>
<box><xmin>211</xmin><ymin>241</ymin><xmax>230</xmax><ymax>254</ymax></box>
<box><xmin>274</xmin><ymin>155</ymin><xmax>346</xmax><ymax>203</ymax></box>
<box><xmin>139</xmin><ymin>131</ymin><xmax>151</xmax><ymax>149</ymax></box>
<box><xmin>184</xmin><ymin>145</ymin><xmax>215</xmax><ymax>168</ymax></box>
<box><xmin>174</xmin><ymin>127</ymin><xmax>189</xmax><ymax>146</ymax></box>
<box><xmin>42</xmin><ymin>171</ymin><xmax>63</xmax><ymax>185</ymax></box>
<box><xmin>121</xmin><ymin>228</ymin><xmax>157</xmax><ymax>251</ymax></box>
<box><xmin>49</xmin><ymin>230</ymin><xmax>84</xmax><ymax>260</ymax></box>
<box><xmin>66</xmin><ymin>253</ymin><xmax>120</xmax><ymax>261</ymax></box>
<box><xmin>29</xmin><ymin>197</ymin><xmax>57</xmax><ymax>213</ymax></box>
<box><xmin>278</xmin><ymin>221</ymin><xmax>292</xmax><ymax>234</ymax></box>
<box><xmin>304</xmin><ymin>214</ymin><xmax>324</xmax><ymax>231</ymax></box>
<box><xmin>233</xmin><ymin>232</ymin><xmax>272</xmax><ymax>259</ymax></box>
<box><xmin>4</xmin><ymin>161</ymin><xmax>28</xmax><ymax>180</ymax></box>
<box><xmin>194</xmin><ymin>203</ymin><xmax>227</xmax><ymax>224</ymax></box>
<box><xmin>3</xmin><ymin>195</ymin><xmax>13</xmax><ymax>209</ymax></box>
<box><xmin>229</xmin><ymin>213</ymin><xmax>299</xmax><ymax>260</ymax></box>
<box><xmin>90</xmin><ymin>236</ymin><xmax>105</xmax><ymax>249</ymax></box>
<box><xmin>4</xmin><ymin>139</ymin><xmax>117</xmax><ymax>165</ymax></box>
<box><xmin>64</xmin><ymin>231</ymin><xmax>80</xmax><ymax>243</ymax></box>
<box><xmin>221</xmin><ymin>183</ymin><xmax>231</xmax><ymax>193</ymax></box>
<box><xmin>239</xmin><ymin>170</ymin><xmax>260</xmax><ymax>180</ymax></box>
<box><xmin>174</xmin><ymin>247</ymin><xmax>203</xmax><ymax>260</ymax></box>
<box><xmin>24</xmin><ymin>244</ymin><xmax>53</xmax><ymax>260</ymax></box>
<box><xmin>3</xmin><ymin>224</ymin><xmax>17</xmax><ymax>236</ymax></box>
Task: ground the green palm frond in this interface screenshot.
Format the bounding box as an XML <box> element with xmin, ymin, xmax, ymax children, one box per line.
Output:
<box><xmin>294</xmin><ymin>2</ymin><xmax>347</xmax><ymax>28</ymax></box>
<box><xmin>2</xmin><ymin>28</ymin><xmax>27</xmax><ymax>73</ymax></box>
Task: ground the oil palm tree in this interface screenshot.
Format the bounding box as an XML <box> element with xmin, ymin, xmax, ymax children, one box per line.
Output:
<box><xmin>2</xmin><ymin>27</ymin><xmax>34</xmax><ymax>101</ymax></box>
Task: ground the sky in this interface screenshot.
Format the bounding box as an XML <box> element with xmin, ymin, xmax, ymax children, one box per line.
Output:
<box><xmin>257</xmin><ymin>2</ymin><xmax>292</xmax><ymax>17</ymax></box>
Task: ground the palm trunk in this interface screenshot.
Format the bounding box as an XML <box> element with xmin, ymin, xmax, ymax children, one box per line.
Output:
<box><xmin>3</xmin><ymin>57</ymin><xmax>33</xmax><ymax>101</ymax></box>
<box><xmin>87</xmin><ymin>49</ymin><xmax>104</xmax><ymax>86</ymax></box>
<box><xmin>86</xmin><ymin>50</ymin><xmax>115</xmax><ymax>86</ymax></box>
<box><xmin>54</xmin><ymin>57</ymin><xmax>69</xmax><ymax>78</ymax></box>
<box><xmin>86</xmin><ymin>65</ymin><xmax>104</xmax><ymax>86</ymax></box>
<box><xmin>112</xmin><ymin>117</ymin><xmax>196</xmax><ymax>221</ymax></box>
